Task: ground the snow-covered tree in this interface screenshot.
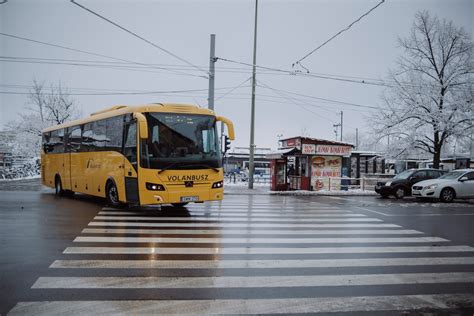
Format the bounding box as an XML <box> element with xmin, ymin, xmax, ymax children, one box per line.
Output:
<box><xmin>6</xmin><ymin>80</ymin><xmax>80</xmax><ymax>157</ymax></box>
<box><xmin>372</xmin><ymin>11</ymin><xmax>473</xmax><ymax>168</ymax></box>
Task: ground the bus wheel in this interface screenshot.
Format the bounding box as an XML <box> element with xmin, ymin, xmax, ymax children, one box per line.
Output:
<box><xmin>106</xmin><ymin>181</ymin><xmax>121</xmax><ymax>208</ymax></box>
<box><xmin>55</xmin><ymin>176</ymin><xmax>64</xmax><ymax>196</ymax></box>
<box><xmin>172</xmin><ymin>203</ymin><xmax>189</xmax><ymax>208</ymax></box>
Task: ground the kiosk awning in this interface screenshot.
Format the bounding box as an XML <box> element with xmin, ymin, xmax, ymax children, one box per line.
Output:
<box><xmin>265</xmin><ymin>147</ymin><xmax>299</xmax><ymax>159</ymax></box>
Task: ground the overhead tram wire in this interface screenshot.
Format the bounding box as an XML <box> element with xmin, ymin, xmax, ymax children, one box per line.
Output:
<box><xmin>0</xmin><ymin>32</ymin><xmax>203</xmax><ymax>78</ymax></box>
<box><xmin>217</xmin><ymin>57</ymin><xmax>389</xmax><ymax>88</ymax></box>
<box><xmin>256</xmin><ymin>79</ymin><xmax>337</xmax><ymax>124</ymax></box>
<box><xmin>0</xmin><ymin>85</ymin><xmax>252</xmax><ymax>96</ymax></box>
<box><xmin>256</xmin><ymin>85</ymin><xmax>380</xmax><ymax>110</ymax></box>
<box><xmin>215</xmin><ymin>76</ymin><xmax>253</xmax><ymax>101</ymax></box>
<box><xmin>0</xmin><ymin>57</ymin><xmax>206</xmax><ymax>77</ymax></box>
<box><xmin>70</xmin><ymin>0</ymin><xmax>209</xmax><ymax>78</ymax></box>
<box><xmin>256</xmin><ymin>80</ymin><xmax>342</xmax><ymax>117</ymax></box>
<box><xmin>4</xmin><ymin>55</ymin><xmax>467</xmax><ymax>92</ymax></box>
<box><xmin>292</xmin><ymin>0</ymin><xmax>385</xmax><ymax>70</ymax></box>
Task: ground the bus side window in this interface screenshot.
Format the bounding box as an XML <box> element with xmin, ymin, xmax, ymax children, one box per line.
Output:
<box><xmin>49</xmin><ymin>129</ymin><xmax>65</xmax><ymax>153</ymax></box>
<box><xmin>67</xmin><ymin>126</ymin><xmax>82</xmax><ymax>153</ymax></box>
<box><xmin>93</xmin><ymin>120</ymin><xmax>106</xmax><ymax>150</ymax></box>
<box><xmin>82</xmin><ymin>123</ymin><xmax>94</xmax><ymax>152</ymax></box>
<box><xmin>124</xmin><ymin>122</ymin><xmax>137</xmax><ymax>165</ymax></box>
<box><xmin>42</xmin><ymin>132</ymin><xmax>53</xmax><ymax>153</ymax></box>
<box><xmin>105</xmin><ymin>116</ymin><xmax>123</xmax><ymax>152</ymax></box>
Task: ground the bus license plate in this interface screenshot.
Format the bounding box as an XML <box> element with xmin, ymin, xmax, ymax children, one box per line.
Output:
<box><xmin>180</xmin><ymin>196</ymin><xmax>199</xmax><ymax>202</ymax></box>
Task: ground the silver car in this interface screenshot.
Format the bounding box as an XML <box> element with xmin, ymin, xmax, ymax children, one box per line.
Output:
<box><xmin>412</xmin><ymin>169</ymin><xmax>474</xmax><ymax>202</ymax></box>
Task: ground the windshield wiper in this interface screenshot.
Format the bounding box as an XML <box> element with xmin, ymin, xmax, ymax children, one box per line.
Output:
<box><xmin>184</xmin><ymin>164</ymin><xmax>220</xmax><ymax>173</ymax></box>
<box><xmin>158</xmin><ymin>163</ymin><xmax>219</xmax><ymax>174</ymax></box>
<box><xmin>158</xmin><ymin>162</ymin><xmax>180</xmax><ymax>174</ymax></box>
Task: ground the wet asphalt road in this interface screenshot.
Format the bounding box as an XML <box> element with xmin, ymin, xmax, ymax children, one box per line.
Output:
<box><xmin>0</xmin><ymin>179</ymin><xmax>473</xmax><ymax>315</ymax></box>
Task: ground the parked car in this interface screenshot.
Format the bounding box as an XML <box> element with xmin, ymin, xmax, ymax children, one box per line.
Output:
<box><xmin>412</xmin><ymin>169</ymin><xmax>474</xmax><ymax>202</ymax></box>
<box><xmin>375</xmin><ymin>168</ymin><xmax>445</xmax><ymax>199</ymax></box>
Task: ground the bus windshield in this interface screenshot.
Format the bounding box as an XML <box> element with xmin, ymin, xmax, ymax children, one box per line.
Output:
<box><xmin>141</xmin><ymin>112</ymin><xmax>222</xmax><ymax>169</ymax></box>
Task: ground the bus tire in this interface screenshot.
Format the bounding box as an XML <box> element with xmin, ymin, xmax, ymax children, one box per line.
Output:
<box><xmin>55</xmin><ymin>176</ymin><xmax>64</xmax><ymax>196</ymax></box>
<box><xmin>172</xmin><ymin>202</ymin><xmax>189</xmax><ymax>208</ymax></box>
<box><xmin>106</xmin><ymin>181</ymin><xmax>121</xmax><ymax>208</ymax></box>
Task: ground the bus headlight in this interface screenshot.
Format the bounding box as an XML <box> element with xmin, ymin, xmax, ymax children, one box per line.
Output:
<box><xmin>212</xmin><ymin>181</ymin><xmax>223</xmax><ymax>189</ymax></box>
<box><xmin>146</xmin><ymin>182</ymin><xmax>165</xmax><ymax>191</ymax></box>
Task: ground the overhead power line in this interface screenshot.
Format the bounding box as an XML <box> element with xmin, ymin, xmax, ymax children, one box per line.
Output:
<box><xmin>0</xmin><ymin>32</ymin><xmax>204</xmax><ymax>78</ymax></box>
<box><xmin>216</xmin><ymin>76</ymin><xmax>253</xmax><ymax>101</ymax></box>
<box><xmin>216</xmin><ymin>56</ymin><xmax>472</xmax><ymax>92</ymax></box>
<box><xmin>292</xmin><ymin>0</ymin><xmax>385</xmax><ymax>70</ymax></box>
<box><xmin>0</xmin><ymin>84</ymin><xmax>251</xmax><ymax>96</ymax></box>
<box><xmin>257</xmin><ymin>85</ymin><xmax>380</xmax><ymax>110</ymax></box>
<box><xmin>70</xmin><ymin>0</ymin><xmax>209</xmax><ymax>78</ymax></box>
<box><xmin>257</xmin><ymin>79</ymin><xmax>337</xmax><ymax>123</ymax></box>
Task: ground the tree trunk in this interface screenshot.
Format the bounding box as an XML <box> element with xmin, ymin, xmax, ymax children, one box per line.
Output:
<box><xmin>432</xmin><ymin>131</ymin><xmax>441</xmax><ymax>169</ymax></box>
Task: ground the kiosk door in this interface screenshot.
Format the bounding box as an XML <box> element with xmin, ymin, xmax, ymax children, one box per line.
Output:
<box><xmin>271</xmin><ymin>159</ymin><xmax>287</xmax><ymax>191</ymax></box>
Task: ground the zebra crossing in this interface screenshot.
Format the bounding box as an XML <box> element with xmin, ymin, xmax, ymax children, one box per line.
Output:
<box><xmin>8</xmin><ymin>196</ymin><xmax>474</xmax><ymax>315</ymax></box>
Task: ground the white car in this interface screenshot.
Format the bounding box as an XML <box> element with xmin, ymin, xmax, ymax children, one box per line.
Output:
<box><xmin>412</xmin><ymin>169</ymin><xmax>474</xmax><ymax>202</ymax></box>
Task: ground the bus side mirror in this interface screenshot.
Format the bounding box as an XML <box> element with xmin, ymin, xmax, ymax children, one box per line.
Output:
<box><xmin>133</xmin><ymin>112</ymin><xmax>149</xmax><ymax>139</ymax></box>
<box><xmin>216</xmin><ymin>116</ymin><xmax>235</xmax><ymax>140</ymax></box>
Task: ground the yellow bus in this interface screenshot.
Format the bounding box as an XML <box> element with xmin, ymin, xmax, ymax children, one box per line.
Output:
<box><xmin>41</xmin><ymin>103</ymin><xmax>234</xmax><ymax>207</ymax></box>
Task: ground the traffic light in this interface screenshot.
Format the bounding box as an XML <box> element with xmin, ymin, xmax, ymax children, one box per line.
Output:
<box><xmin>224</xmin><ymin>135</ymin><xmax>231</xmax><ymax>153</ymax></box>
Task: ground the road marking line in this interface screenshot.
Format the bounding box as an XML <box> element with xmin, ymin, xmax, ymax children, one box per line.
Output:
<box><xmin>88</xmin><ymin>222</ymin><xmax>401</xmax><ymax>228</ymax></box>
<box><xmin>356</xmin><ymin>207</ymin><xmax>391</xmax><ymax>216</ymax></box>
<box><xmin>73</xmin><ymin>236</ymin><xmax>449</xmax><ymax>244</ymax></box>
<box><xmin>50</xmin><ymin>257</ymin><xmax>474</xmax><ymax>269</ymax></box>
<box><xmin>10</xmin><ymin>294</ymin><xmax>474</xmax><ymax>315</ymax></box>
<box><xmin>63</xmin><ymin>245</ymin><xmax>474</xmax><ymax>255</ymax></box>
<box><xmin>81</xmin><ymin>228</ymin><xmax>424</xmax><ymax>235</ymax></box>
<box><xmin>31</xmin><ymin>272</ymin><xmax>474</xmax><ymax>289</ymax></box>
<box><xmin>93</xmin><ymin>216</ymin><xmax>382</xmax><ymax>222</ymax></box>
<box><xmin>98</xmin><ymin>211</ymin><xmax>358</xmax><ymax>217</ymax></box>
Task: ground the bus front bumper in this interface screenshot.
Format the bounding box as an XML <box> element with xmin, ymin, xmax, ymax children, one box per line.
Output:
<box><xmin>140</xmin><ymin>188</ymin><xmax>224</xmax><ymax>205</ymax></box>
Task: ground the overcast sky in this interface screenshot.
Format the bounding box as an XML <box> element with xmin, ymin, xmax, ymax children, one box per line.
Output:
<box><xmin>1</xmin><ymin>0</ymin><xmax>472</xmax><ymax>149</ymax></box>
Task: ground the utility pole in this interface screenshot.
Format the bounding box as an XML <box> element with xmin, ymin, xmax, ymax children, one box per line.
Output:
<box><xmin>207</xmin><ymin>34</ymin><xmax>216</xmax><ymax>111</ymax></box>
<box><xmin>356</xmin><ymin>128</ymin><xmax>359</xmax><ymax>150</ymax></box>
<box><xmin>248</xmin><ymin>0</ymin><xmax>258</xmax><ymax>189</ymax></box>
<box><xmin>340</xmin><ymin>111</ymin><xmax>343</xmax><ymax>142</ymax></box>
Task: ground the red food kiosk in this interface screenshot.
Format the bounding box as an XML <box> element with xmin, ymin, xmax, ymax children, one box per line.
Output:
<box><xmin>267</xmin><ymin>137</ymin><xmax>353</xmax><ymax>191</ymax></box>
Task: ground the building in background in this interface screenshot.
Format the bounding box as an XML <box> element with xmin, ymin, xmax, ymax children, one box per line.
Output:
<box><xmin>224</xmin><ymin>147</ymin><xmax>272</xmax><ymax>175</ymax></box>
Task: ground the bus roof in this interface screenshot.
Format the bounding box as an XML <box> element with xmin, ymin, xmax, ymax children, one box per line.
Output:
<box><xmin>42</xmin><ymin>103</ymin><xmax>216</xmax><ymax>133</ymax></box>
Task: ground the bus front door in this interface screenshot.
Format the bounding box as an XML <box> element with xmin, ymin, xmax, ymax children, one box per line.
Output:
<box><xmin>123</xmin><ymin>121</ymin><xmax>139</xmax><ymax>204</ymax></box>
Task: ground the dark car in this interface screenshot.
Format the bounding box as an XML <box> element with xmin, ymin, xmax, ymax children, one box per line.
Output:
<box><xmin>375</xmin><ymin>168</ymin><xmax>445</xmax><ymax>199</ymax></box>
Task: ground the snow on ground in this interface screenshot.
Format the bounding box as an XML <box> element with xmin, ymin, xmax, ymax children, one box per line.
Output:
<box><xmin>0</xmin><ymin>174</ymin><xmax>41</xmax><ymax>182</ymax></box>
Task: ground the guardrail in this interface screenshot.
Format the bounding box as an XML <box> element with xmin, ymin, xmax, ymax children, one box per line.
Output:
<box><xmin>312</xmin><ymin>177</ymin><xmax>390</xmax><ymax>191</ymax></box>
<box><xmin>224</xmin><ymin>173</ymin><xmax>271</xmax><ymax>184</ymax></box>
<box><xmin>224</xmin><ymin>174</ymin><xmax>391</xmax><ymax>190</ymax></box>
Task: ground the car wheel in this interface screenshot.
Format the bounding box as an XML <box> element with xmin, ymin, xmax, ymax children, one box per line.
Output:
<box><xmin>55</xmin><ymin>176</ymin><xmax>64</xmax><ymax>196</ymax></box>
<box><xmin>380</xmin><ymin>193</ymin><xmax>389</xmax><ymax>199</ymax></box>
<box><xmin>394</xmin><ymin>187</ymin><xmax>405</xmax><ymax>199</ymax></box>
<box><xmin>106</xmin><ymin>181</ymin><xmax>121</xmax><ymax>208</ymax></box>
<box><xmin>439</xmin><ymin>188</ymin><xmax>455</xmax><ymax>203</ymax></box>
<box><xmin>172</xmin><ymin>202</ymin><xmax>189</xmax><ymax>208</ymax></box>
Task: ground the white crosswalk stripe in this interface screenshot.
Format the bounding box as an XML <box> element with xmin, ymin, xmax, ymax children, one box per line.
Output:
<box><xmin>93</xmin><ymin>215</ymin><xmax>382</xmax><ymax>222</ymax></box>
<box><xmin>50</xmin><ymin>257</ymin><xmax>474</xmax><ymax>269</ymax></box>
<box><xmin>73</xmin><ymin>236</ymin><xmax>449</xmax><ymax>244</ymax></box>
<box><xmin>89</xmin><ymin>221</ymin><xmax>396</xmax><ymax>228</ymax></box>
<box><xmin>81</xmin><ymin>228</ymin><xmax>424</xmax><ymax>235</ymax></box>
<box><xmin>31</xmin><ymin>272</ymin><xmax>474</xmax><ymax>288</ymax></box>
<box><xmin>10</xmin><ymin>294</ymin><xmax>474</xmax><ymax>315</ymax></box>
<box><xmin>63</xmin><ymin>245</ymin><xmax>474</xmax><ymax>255</ymax></box>
<box><xmin>14</xmin><ymin>199</ymin><xmax>474</xmax><ymax>315</ymax></box>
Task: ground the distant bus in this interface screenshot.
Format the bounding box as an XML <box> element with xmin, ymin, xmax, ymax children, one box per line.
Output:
<box><xmin>41</xmin><ymin>104</ymin><xmax>234</xmax><ymax>207</ymax></box>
